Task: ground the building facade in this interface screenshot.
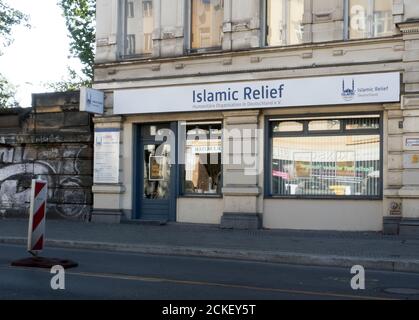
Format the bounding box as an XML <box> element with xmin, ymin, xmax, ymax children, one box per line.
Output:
<box><xmin>93</xmin><ymin>0</ymin><xmax>419</xmax><ymax>234</ymax></box>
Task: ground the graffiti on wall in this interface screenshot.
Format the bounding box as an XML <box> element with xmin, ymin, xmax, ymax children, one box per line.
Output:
<box><xmin>0</xmin><ymin>143</ymin><xmax>91</xmax><ymax>219</ymax></box>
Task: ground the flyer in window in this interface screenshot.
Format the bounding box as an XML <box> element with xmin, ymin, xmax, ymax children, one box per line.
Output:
<box><xmin>149</xmin><ymin>156</ymin><xmax>166</xmax><ymax>181</ymax></box>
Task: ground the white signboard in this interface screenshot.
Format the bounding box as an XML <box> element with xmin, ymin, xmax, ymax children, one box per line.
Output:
<box><xmin>80</xmin><ymin>87</ymin><xmax>104</xmax><ymax>114</ymax></box>
<box><xmin>406</xmin><ymin>138</ymin><xmax>419</xmax><ymax>147</ymax></box>
<box><xmin>114</xmin><ymin>72</ymin><xmax>400</xmax><ymax>115</ymax></box>
<box><xmin>189</xmin><ymin>139</ymin><xmax>222</xmax><ymax>154</ymax></box>
<box><xmin>94</xmin><ymin>129</ymin><xmax>120</xmax><ymax>184</ymax></box>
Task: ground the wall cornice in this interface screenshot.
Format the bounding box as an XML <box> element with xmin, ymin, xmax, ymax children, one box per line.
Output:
<box><xmin>94</xmin><ymin>37</ymin><xmax>403</xmax><ymax>70</ymax></box>
<box><xmin>398</xmin><ymin>21</ymin><xmax>419</xmax><ymax>34</ymax></box>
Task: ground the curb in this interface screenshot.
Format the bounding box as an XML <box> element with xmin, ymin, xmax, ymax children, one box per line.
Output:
<box><xmin>2</xmin><ymin>237</ymin><xmax>419</xmax><ymax>273</ymax></box>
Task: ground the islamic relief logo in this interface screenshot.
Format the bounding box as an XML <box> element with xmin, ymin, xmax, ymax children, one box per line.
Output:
<box><xmin>342</xmin><ymin>79</ymin><xmax>356</xmax><ymax>101</ymax></box>
<box><xmin>87</xmin><ymin>92</ymin><xmax>92</xmax><ymax>106</ymax></box>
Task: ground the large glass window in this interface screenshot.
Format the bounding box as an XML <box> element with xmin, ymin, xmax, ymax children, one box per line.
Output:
<box><xmin>268</xmin><ymin>116</ymin><xmax>381</xmax><ymax>198</ymax></box>
<box><xmin>191</xmin><ymin>0</ymin><xmax>224</xmax><ymax>50</ymax></box>
<box><xmin>122</xmin><ymin>0</ymin><xmax>154</xmax><ymax>56</ymax></box>
<box><xmin>266</xmin><ymin>0</ymin><xmax>304</xmax><ymax>46</ymax></box>
<box><xmin>182</xmin><ymin>122</ymin><xmax>222</xmax><ymax>195</ymax></box>
<box><xmin>349</xmin><ymin>0</ymin><xmax>393</xmax><ymax>39</ymax></box>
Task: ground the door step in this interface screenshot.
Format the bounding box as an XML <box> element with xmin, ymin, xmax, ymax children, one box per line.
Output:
<box><xmin>122</xmin><ymin>219</ymin><xmax>168</xmax><ymax>226</ymax></box>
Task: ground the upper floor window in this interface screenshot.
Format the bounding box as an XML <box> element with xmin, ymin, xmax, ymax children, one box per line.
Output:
<box><xmin>266</xmin><ymin>0</ymin><xmax>304</xmax><ymax>47</ymax></box>
<box><xmin>348</xmin><ymin>0</ymin><xmax>393</xmax><ymax>39</ymax></box>
<box><xmin>122</xmin><ymin>0</ymin><xmax>154</xmax><ymax>56</ymax></box>
<box><xmin>191</xmin><ymin>0</ymin><xmax>224</xmax><ymax>51</ymax></box>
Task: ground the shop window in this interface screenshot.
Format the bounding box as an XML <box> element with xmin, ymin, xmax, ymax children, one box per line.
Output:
<box><xmin>273</xmin><ymin>121</ymin><xmax>304</xmax><ymax>133</ymax></box>
<box><xmin>266</xmin><ymin>0</ymin><xmax>304</xmax><ymax>47</ymax></box>
<box><xmin>346</xmin><ymin>117</ymin><xmax>380</xmax><ymax>130</ymax></box>
<box><xmin>191</xmin><ymin>0</ymin><xmax>224</xmax><ymax>51</ymax></box>
<box><xmin>122</xmin><ymin>0</ymin><xmax>154</xmax><ymax>56</ymax></box>
<box><xmin>348</xmin><ymin>0</ymin><xmax>393</xmax><ymax>39</ymax></box>
<box><xmin>268</xmin><ymin>116</ymin><xmax>381</xmax><ymax>198</ymax></box>
<box><xmin>182</xmin><ymin>122</ymin><xmax>222</xmax><ymax>195</ymax></box>
<box><xmin>308</xmin><ymin>120</ymin><xmax>341</xmax><ymax>131</ymax></box>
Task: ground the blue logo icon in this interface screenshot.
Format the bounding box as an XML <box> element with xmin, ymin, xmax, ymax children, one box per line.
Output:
<box><xmin>342</xmin><ymin>79</ymin><xmax>355</xmax><ymax>101</ymax></box>
<box><xmin>87</xmin><ymin>92</ymin><xmax>92</xmax><ymax>105</ymax></box>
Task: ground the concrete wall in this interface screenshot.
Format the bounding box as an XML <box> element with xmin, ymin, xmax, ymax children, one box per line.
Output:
<box><xmin>0</xmin><ymin>92</ymin><xmax>93</xmax><ymax>220</ymax></box>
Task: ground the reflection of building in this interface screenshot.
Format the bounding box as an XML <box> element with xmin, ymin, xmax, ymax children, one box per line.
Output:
<box><xmin>272</xmin><ymin>128</ymin><xmax>381</xmax><ymax>196</ymax></box>
<box><xmin>192</xmin><ymin>159</ymin><xmax>209</xmax><ymax>191</ymax></box>
<box><xmin>93</xmin><ymin>0</ymin><xmax>419</xmax><ymax>235</ymax></box>
<box><xmin>191</xmin><ymin>0</ymin><xmax>224</xmax><ymax>49</ymax></box>
<box><xmin>124</xmin><ymin>0</ymin><xmax>154</xmax><ymax>55</ymax></box>
<box><xmin>267</xmin><ymin>0</ymin><xmax>304</xmax><ymax>46</ymax></box>
<box><xmin>186</xmin><ymin>136</ymin><xmax>222</xmax><ymax>193</ymax></box>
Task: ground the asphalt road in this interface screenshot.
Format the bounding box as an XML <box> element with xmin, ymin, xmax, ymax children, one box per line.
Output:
<box><xmin>1</xmin><ymin>243</ymin><xmax>419</xmax><ymax>300</ymax></box>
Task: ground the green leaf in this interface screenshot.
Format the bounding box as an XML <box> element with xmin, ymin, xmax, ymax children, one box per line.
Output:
<box><xmin>57</xmin><ymin>0</ymin><xmax>96</xmax><ymax>82</ymax></box>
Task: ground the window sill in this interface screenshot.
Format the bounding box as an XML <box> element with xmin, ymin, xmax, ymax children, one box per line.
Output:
<box><xmin>187</xmin><ymin>47</ymin><xmax>223</xmax><ymax>55</ymax></box>
<box><xmin>261</xmin><ymin>34</ymin><xmax>401</xmax><ymax>51</ymax></box>
<box><xmin>264</xmin><ymin>195</ymin><xmax>383</xmax><ymax>201</ymax></box>
<box><xmin>179</xmin><ymin>194</ymin><xmax>223</xmax><ymax>199</ymax></box>
<box><xmin>118</xmin><ymin>53</ymin><xmax>153</xmax><ymax>62</ymax></box>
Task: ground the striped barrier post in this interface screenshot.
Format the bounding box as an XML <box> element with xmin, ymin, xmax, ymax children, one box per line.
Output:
<box><xmin>11</xmin><ymin>177</ymin><xmax>78</xmax><ymax>269</ymax></box>
<box><xmin>27</xmin><ymin>179</ymin><xmax>48</xmax><ymax>255</ymax></box>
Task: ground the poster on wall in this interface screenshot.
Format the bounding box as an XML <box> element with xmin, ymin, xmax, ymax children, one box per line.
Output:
<box><xmin>93</xmin><ymin>129</ymin><xmax>120</xmax><ymax>184</ymax></box>
<box><xmin>406</xmin><ymin>138</ymin><xmax>419</xmax><ymax>148</ymax></box>
<box><xmin>149</xmin><ymin>156</ymin><xmax>166</xmax><ymax>181</ymax></box>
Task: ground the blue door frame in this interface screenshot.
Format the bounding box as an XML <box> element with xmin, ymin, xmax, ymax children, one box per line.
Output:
<box><xmin>133</xmin><ymin>122</ymin><xmax>178</xmax><ymax>222</ymax></box>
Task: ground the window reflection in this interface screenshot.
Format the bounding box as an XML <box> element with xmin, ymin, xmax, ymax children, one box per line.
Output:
<box><xmin>346</xmin><ymin>117</ymin><xmax>380</xmax><ymax>130</ymax></box>
<box><xmin>349</xmin><ymin>0</ymin><xmax>393</xmax><ymax>39</ymax></box>
<box><xmin>191</xmin><ymin>0</ymin><xmax>224</xmax><ymax>50</ymax></box>
<box><xmin>144</xmin><ymin>144</ymin><xmax>171</xmax><ymax>199</ymax></box>
<box><xmin>274</xmin><ymin>121</ymin><xmax>304</xmax><ymax>132</ymax></box>
<box><xmin>271</xmin><ymin>118</ymin><xmax>381</xmax><ymax>197</ymax></box>
<box><xmin>267</xmin><ymin>0</ymin><xmax>304</xmax><ymax>46</ymax></box>
<box><xmin>124</xmin><ymin>0</ymin><xmax>154</xmax><ymax>56</ymax></box>
<box><xmin>309</xmin><ymin>120</ymin><xmax>341</xmax><ymax>131</ymax></box>
<box><xmin>184</xmin><ymin>123</ymin><xmax>222</xmax><ymax>195</ymax></box>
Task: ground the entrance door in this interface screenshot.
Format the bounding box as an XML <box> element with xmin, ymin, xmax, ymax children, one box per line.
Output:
<box><xmin>136</xmin><ymin>123</ymin><xmax>177</xmax><ymax>222</ymax></box>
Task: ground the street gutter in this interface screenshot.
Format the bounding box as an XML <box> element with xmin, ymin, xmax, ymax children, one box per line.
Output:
<box><xmin>1</xmin><ymin>237</ymin><xmax>419</xmax><ymax>273</ymax></box>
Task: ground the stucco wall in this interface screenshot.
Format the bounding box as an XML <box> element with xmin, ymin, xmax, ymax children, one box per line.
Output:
<box><xmin>263</xmin><ymin>199</ymin><xmax>383</xmax><ymax>231</ymax></box>
<box><xmin>177</xmin><ymin>198</ymin><xmax>224</xmax><ymax>225</ymax></box>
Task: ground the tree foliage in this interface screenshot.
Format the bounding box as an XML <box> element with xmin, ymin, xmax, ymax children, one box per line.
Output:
<box><xmin>0</xmin><ymin>0</ymin><xmax>28</xmax><ymax>51</ymax></box>
<box><xmin>0</xmin><ymin>73</ymin><xmax>18</xmax><ymax>108</ymax></box>
<box><xmin>58</xmin><ymin>0</ymin><xmax>96</xmax><ymax>83</ymax></box>
<box><xmin>45</xmin><ymin>67</ymin><xmax>91</xmax><ymax>92</ymax></box>
<box><xmin>0</xmin><ymin>0</ymin><xmax>29</xmax><ymax>107</ymax></box>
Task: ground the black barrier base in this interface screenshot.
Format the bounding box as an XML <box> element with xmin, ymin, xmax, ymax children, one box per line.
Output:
<box><xmin>11</xmin><ymin>257</ymin><xmax>78</xmax><ymax>269</ymax></box>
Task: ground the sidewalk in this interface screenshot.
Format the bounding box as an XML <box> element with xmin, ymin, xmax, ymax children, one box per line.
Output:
<box><xmin>1</xmin><ymin>218</ymin><xmax>419</xmax><ymax>273</ymax></box>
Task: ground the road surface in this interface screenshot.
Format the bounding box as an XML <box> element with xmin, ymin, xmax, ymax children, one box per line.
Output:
<box><xmin>1</xmin><ymin>243</ymin><xmax>419</xmax><ymax>300</ymax></box>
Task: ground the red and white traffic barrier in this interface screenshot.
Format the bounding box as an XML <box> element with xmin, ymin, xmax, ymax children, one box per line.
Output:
<box><xmin>27</xmin><ymin>179</ymin><xmax>48</xmax><ymax>254</ymax></box>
